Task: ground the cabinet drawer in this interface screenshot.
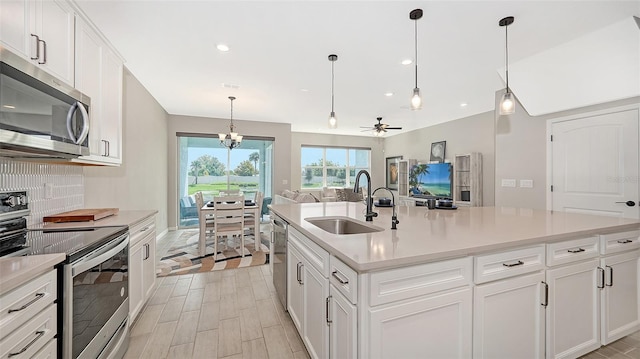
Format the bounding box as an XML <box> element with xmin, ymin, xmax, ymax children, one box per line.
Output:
<box><xmin>546</xmin><ymin>236</ymin><xmax>599</xmax><ymax>267</ymax></box>
<box><xmin>33</xmin><ymin>338</ymin><xmax>57</xmax><ymax>359</ymax></box>
<box><xmin>474</xmin><ymin>245</ymin><xmax>545</xmax><ymax>284</ymax></box>
<box><xmin>329</xmin><ymin>256</ymin><xmax>358</xmax><ymax>304</ymax></box>
<box><xmin>0</xmin><ymin>269</ymin><xmax>57</xmax><ymax>339</ymax></box>
<box><xmin>600</xmin><ymin>230</ymin><xmax>640</xmax><ymax>255</ymax></box>
<box><xmin>369</xmin><ymin>257</ymin><xmax>472</xmax><ymax>307</ymax></box>
<box><xmin>129</xmin><ymin>216</ymin><xmax>156</xmax><ymax>247</ymax></box>
<box><xmin>289</xmin><ymin>227</ymin><xmax>329</xmax><ymax>277</ymax></box>
<box><xmin>0</xmin><ymin>303</ymin><xmax>57</xmax><ymax>359</ymax></box>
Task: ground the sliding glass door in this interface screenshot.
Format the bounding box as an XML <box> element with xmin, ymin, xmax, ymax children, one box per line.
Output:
<box><xmin>177</xmin><ymin>135</ymin><xmax>274</xmax><ymax>228</ymax></box>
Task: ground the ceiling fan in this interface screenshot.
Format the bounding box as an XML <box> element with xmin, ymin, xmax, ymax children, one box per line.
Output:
<box><xmin>361</xmin><ymin>117</ymin><xmax>402</xmax><ymax>136</ymax></box>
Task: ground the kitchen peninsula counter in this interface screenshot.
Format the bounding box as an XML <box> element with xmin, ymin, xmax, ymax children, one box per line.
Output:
<box><xmin>269</xmin><ymin>202</ymin><xmax>640</xmax><ymax>272</ymax></box>
<box><xmin>0</xmin><ymin>254</ymin><xmax>65</xmax><ymax>294</ymax></box>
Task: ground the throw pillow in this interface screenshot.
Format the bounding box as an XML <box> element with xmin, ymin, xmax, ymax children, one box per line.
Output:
<box><xmin>345</xmin><ymin>188</ymin><xmax>364</xmax><ymax>202</ymax></box>
<box><xmin>334</xmin><ymin>188</ymin><xmax>347</xmax><ymax>201</ymax></box>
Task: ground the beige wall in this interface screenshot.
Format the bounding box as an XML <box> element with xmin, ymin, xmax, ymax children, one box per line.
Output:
<box><xmin>84</xmin><ymin>69</ymin><xmax>170</xmax><ymax>234</ymax></box>
<box><xmin>290</xmin><ymin>132</ymin><xmax>385</xmax><ymax>191</ymax></box>
<box><xmin>384</xmin><ymin>111</ymin><xmax>496</xmax><ymax>205</ymax></box>
<box><xmin>167</xmin><ymin>116</ymin><xmax>291</xmax><ymax>229</ymax></box>
<box><xmin>495</xmin><ymin>91</ymin><xmax>640</xmax><ymax>209</ymax></box>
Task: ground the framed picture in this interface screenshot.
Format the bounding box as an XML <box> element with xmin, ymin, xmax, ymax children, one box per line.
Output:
<box><xmin>430</xmin><ymin>141</ymin><xmax>446</xmax><ymax>163</ymax></box>
<box><xmin>385</xmin><ymin>156</ymin><xmax>403</xmax><ymax>190</ymax></box>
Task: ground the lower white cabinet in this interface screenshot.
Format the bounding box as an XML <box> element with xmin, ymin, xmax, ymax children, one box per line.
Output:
<box><xmin>600</xmin><ymin>249</ymin><xmax>640</xmax><ymax>345</ymax></box>
<box><xmin>473</xmin><ymin>271</ymin><xmax>546</xmax><ymax>358</ymax></box>
<box><xmin>368</xmin><ymin>287</ymin><xmax>472</xmax><ymax>359</ymax></box>
<box><xmin>545</xmin><ymin>259</ymin><xmax>600</xmax><ymax>359</ymax></box>
<box><xmin>302</xmin><ymin>260</ymin><xmax>329</xmax><ymax>359</ymax></box>
<box><xmin>129</xmin><ymin>216</ymin><xmax>157</xmax><ymax>321</ymax></box>
<box><xmin>287</xmin><ymin>242</ymin><xmax>305</xmax><ymax>332</ymax></box>
<box><xmin>328</xmin><ymin>285</ymin><xmax>357</xmax><ymax>359</ymax></box>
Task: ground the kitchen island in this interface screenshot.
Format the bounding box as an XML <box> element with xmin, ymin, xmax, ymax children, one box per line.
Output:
<box><xmin>269</xmin><ymin>202</ymin><xmax>640</xmax><ymax>359</ymax></box>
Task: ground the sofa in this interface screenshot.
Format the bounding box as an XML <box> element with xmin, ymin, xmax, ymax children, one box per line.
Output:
<box><xmin>273</xmin><ymin>188</ymin><xmax>364</xmax><ymax>205</ymax></box>
<box><xmin>273</xmin><ymin>189</ymin><xmax>319</xmax><ymax>204</ymax></box>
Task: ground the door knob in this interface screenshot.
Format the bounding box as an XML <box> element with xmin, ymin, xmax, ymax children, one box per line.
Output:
<box><xmin>615</xmin><ymin>201</ymin><xmax>636</xmax><ymax>207</ymax></box>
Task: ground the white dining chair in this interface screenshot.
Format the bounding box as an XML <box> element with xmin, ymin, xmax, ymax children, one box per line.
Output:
<box><xmin>195</xmin><ymin>191</ymin><xmax>215</xmax><ymax>253</ymax></box>
<box><xmin>244</xmin><ymin>191</ymin><xmax>263</xmax><ymax>252</ymax></box>
<box><xmin>212</xmin><ymin>195</ymin><xmax>245</xmax><ymax>259</ymax></box>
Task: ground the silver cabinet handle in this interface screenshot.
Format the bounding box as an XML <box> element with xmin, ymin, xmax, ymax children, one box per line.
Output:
<box><xmin>541</xmin><ymin>282</ymin><xmax>549</xmax><ymax>307</ymax></box>
<box><xmin>326</xmin><ymin>296</ymin><xmax>332</xmax><ymax>325</ymax></box>
<box><xmin>106</xmin><ymin>140</ymin><xmax>110</xmax><ymax>157</ymax></box>
<box><xmin>102</xmin><ymin>140</ymin><xmax>108</xmax><ymax>156</ymax></box>
<box><xmin>597</xmin><ymin>267</ymin><xmax>605</xmax><ymax>289</ymax></box>
<box><xmin>140</xmin><ymin>226</ymin><xmax>150</xmax><ymax>232</ymax></box>
<box><xmin>332</xmin><ymin>270</ymin><xmax>349</xmax><ymax>284</ymax></box>
<box><xmin>567</xmin><ymin>248</ymin><xmax>585</xmax><ymax>253</ymax></box>
<box><xmin>38</xmin><ymin>39</ymin><xmax>46</xmax><ymax>64</ymax></box>
<box><xmin>617</xmin><ymin>239</ymin><xmax>633</xmax><ymax>244</ymax></box>
<box><xmin>143</xmin><ymin>243</ymin><xmax>149</xmax><ymax>260</ymax></box>
<box><xmin>30</xmin><ymin>34</ymin><xmax>40</xmax><ymax>60</ymax></box>
<box><xmin>503</xmin><ymin>260</ymin><xmax>524</xmax><ymax>267</ymax></box>
<box><xmin>8</xmin><ymin>330</ymin><xmax>44</xmax><ymax>357</ymax></box>
<box><xmin>605</xmin><ymin>265</ymin><xmax>613</xmax><ymax>287</ymax></box>
<box><xmin>7</xmin><ymin>293</ymin><xmax>44</xmax><ymax>313</ymax></box>
<box><xmin>297</xmin><ymin>262</ymin><xmax>304</xmax><ymax>285</ymax></box>
<box><xmin>296</xmin><ymin>262</ymin><xmax>301</xmax><ymax>284</ymax></box>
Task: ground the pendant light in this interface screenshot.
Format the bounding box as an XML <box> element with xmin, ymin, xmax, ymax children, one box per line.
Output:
<box><xmin>219</xmin><ymin>96</ymin><xmax>243</xmax><ymax>149</ymax></box>
<box><xmin>499</xmin><ymin>16</ymin><xmax>515</xmax><ymax>115</ymax></box>
<box><xmin>328</xmin><ymin>54</ymin><xmax>338</xmax><ymax>129</ymax></box>
<box><xmin>409</xmin><ymin>9</ymin><xmax>423</xmax><ymax>110</ymax></box>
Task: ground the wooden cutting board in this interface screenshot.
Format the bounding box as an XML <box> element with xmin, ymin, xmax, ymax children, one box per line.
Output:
<box><xmin>43</xmin><ymin>208</ymin><xmax>119</xmax><ymax>223</ymax></box>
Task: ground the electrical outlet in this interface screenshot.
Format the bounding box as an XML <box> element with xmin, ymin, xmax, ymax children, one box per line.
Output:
<box><xmin>520</xmin><ymin>179</ymin><xmax>534</xmax><ymax>188</ymax></box>
<box><xmin>44</xmin><ymin>183</ymin><xmax>53</xmax><ymax>199</ymax></box>
<box><xmin>501</xmin><ymin>179</ymin><xmax>516</xmax><ymax>187</ymax></box>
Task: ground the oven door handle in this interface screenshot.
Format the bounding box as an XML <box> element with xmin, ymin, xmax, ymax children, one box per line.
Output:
<box><xmin>72</xmin><ymin>234</ymin><xmax>129</xmax><ymax>277</ymax></box>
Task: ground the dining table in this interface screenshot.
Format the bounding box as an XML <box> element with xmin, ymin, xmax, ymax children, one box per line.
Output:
<box><xmin>199</xmin><ymin>200</ymin><xmax>261</xmax><ymax>256</ymax></box>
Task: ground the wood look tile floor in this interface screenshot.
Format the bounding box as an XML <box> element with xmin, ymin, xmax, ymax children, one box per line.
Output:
<box><xmin>126</xmin><ymin>230</ymin><xmax>640</xmax><ymax>359</ymax></box>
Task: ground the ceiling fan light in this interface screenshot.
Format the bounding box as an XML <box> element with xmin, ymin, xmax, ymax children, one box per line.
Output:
<box><xmin>411</xmin><ymin>88</ymin><xmax>422</xmax><ymax>110</ymax></box>
<box><xmin>374</xmin><ymin>130</ymin><xmax>385</xmax><ymax>137</ymax></box>
<box><xmin>328</xmin><ymin>112</ymin><xmax>337</xmax><ymax>129</ymax></box>
<box><xmin>499</xmin><ymin>91</ymin><xmax>515</xmax><ymax>115</ymax></box>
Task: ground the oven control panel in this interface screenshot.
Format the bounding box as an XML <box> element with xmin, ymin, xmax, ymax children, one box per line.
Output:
<box><xmin>0</xmin><ymin>191</ymin><xmax>29</xmax><ymax>220</ymax></box>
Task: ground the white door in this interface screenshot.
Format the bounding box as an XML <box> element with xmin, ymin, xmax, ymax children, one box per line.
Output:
<box><xmin>33</xmin><ymin>0</ymin><xmax>75</xmax><ymax>85</ymax></box>
<box><xmin>551</xmin><ymin>108</ymin><xmax>639</xmax><ymax>218</ymax></box>
<box><xmin>287</xmin><ymin>243</ymin><xmax>304</xmax><ymax>333</ymax></box>
<box><xmin>142</xmin><ymin>235</ymin><xmax>156</xmax><ymax>300</ymax></box>
<box><xmin>473</xmin><ymin>271</ymin><xmax>545</xmax><ymax>358</ymax></box>
<box><xmin>600</xmin><ymin>250</ymin><xmax>640</xmax><ymax>345</ymax></box>
<box><xmin>329</xmin><ymin>286</ymin><xmax>357</xmax><ymax>359</ymax></box>
<box><xmin>0</xmin><ymin>0</ymin><xmax>31</xmax><ymax>58</ymax></box>
<box><xmin>545</xmin><ymin>259</ymin><xmax>600</xmax><ymax>359</ymax></box>
<box><xmin>129</xmin><ymin>241</ymin><xmax>144</xmax><ymax>321</ymax></box>
<box><xmin>302</xmin><ymin>263</ymin><xmax>329</xmax><ymax>359</ymax></box>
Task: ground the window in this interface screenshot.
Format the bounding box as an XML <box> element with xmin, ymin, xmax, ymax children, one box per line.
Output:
<box><xmin>301</xmin><ymin>146</ymin><xmax>370</xmax><ymax>188</ymax></box>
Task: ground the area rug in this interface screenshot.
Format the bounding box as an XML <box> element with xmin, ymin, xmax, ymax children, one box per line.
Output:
<box><xmin>156</xmin><ymin>230</ymin><xmax>270</xmax><ymax>277</ymax></box>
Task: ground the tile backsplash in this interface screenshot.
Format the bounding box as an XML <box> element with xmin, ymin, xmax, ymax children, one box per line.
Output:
<box><xmin>0</xmin><ymin>158</ymin><xmax>84</xmax><ymax>226</ymax></box>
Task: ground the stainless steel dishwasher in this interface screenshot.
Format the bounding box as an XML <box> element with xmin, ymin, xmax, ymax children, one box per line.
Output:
<box><xmin>270</xmin><ymin>211</ymin><xmax>288</xmax><ymax>309</ymax></box>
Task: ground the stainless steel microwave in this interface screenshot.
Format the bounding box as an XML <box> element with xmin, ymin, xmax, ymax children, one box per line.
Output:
<box><xmin>0</xmin><ymin>47</ymin><xmax>90</xmax><ymax>159</ymax></box>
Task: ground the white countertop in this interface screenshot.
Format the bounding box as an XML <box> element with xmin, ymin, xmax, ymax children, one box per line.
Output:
<box><xmin>32</xmin><ymin>210</ymin><xmax>157</xmax><ymax>230</ymax></box>
<box><xmin>0</xmin><ymin>254</ymin><xmax>65</xmax><ymax>295</ymax></box>
<box><xmin>269</xmin><ymin>202</ymin><xmax>640</xmax><ymax>272</ymax></box>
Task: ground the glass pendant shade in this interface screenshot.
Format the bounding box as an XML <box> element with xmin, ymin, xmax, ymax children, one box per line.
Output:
<box><xmin>328</xmin><ymin>54</ymin><xmax>338</xmax><ymax>129</ymax></box>
<box><xmin>328</xmin><ymin>112</ymin><xmax>337</xmax><ymax>129</ymax></box>
<box><xmin>411</xmin><ymin>88</ymin><xmax>422</xmax><ymax>110</ymax></box>
<box><xmin>218</xmin><ymin>133</ymin><xmax>226</xmax><ymax>141</ymax></box>
<box><xmin>499</xmin><ymin>91</ymin><xmax>515</xmax><ymax>115</ymax></box>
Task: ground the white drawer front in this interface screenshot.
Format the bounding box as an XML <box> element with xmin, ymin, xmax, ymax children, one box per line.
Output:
<box><xmin>600</xmin><ymin>230</ymin><xmax>640</xmax><ymax>255</ymax></box>
<box><xmin>289</xmin><ymin>227</ymin><xmax>329</xmax><ymax>277</ymax></box>
<box><xmin>129</xmin><ymin>216</ymin><xmax>156</xmax><ymax>247</ymax></box>
<box><xmin>0</xmin><ymin>270</ymin><xmax>56</xmax><ymax>340</ymax></box>
<box><xmin>474</xmin><ymin>245</ymin><xmax>545</xmax><ymax>284</ymax></box>
<box><xmin>546</xmin><ymin>236</ymin><xmax>599</xmax><ymax>267</ymax></box>
<box><xmin>0</xmin><ymin>303</ymin><xmax>57</xmax><ymax>359</ymax></box>
<box><xmin>329</xmin><ymin>256</ymin><xmax>358</xmax><ymax>304</ymax></box>
<box><xmin>33</xmin><ymin>338</ymin><xmax>57</xmax><ymax>359</ymax></box>
<box><xmin>369</xmin><ymin>257</ymin><xmax>472</xmax><ymax>307</ymax></box>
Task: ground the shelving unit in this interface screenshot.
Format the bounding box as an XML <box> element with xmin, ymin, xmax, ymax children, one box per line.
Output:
<box><xmin>398</xmin><ymin>159</ymin><xmax>417</xmax><ymax>197</ymax></box>
<box><xmin>454</xmin><ymin>153</ymin><xmax>482</xmax><ymax>206</ymax></box>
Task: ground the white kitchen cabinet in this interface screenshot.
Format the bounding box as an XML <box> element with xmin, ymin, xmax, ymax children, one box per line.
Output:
<box><xmin>599</xmin><ymin>249</ymin><xmax>640</xmax><ymax>345</ymax></box>
<box><xmin>545</xmin><ymin>259</ymin><xmax>600</xmax><ymax>359</ymax></box>
<box><xmin>328</xmin><ymin>286</ymin><xmax>357</xmax><ymax>359</ymax></box>
<box><xmin>287</xmin><ymin>240</ymin><xmax>305</xmax><ymax>332</ymax></box>
<box><xmin>73</xmin><ymin>16</ymin><xmax>123</xmax><ymax>166</ymax></box>
<box><xmin>0</xmin><ymin>0</ymin><xmax>75</xmax><ymax>85</ymax></box>
<box><xmin>473</xmin><ymin>271</ymin><xmax>546</xmax><ymax>358</ymax></box>
<box><xmin>128</xmin><ymin>215</ymin><xmax>157</xmax><ymax>321</ymax></box>
<box><xmin>302</xmin><ymin>259</ymin><xmax>329</xmax><ymax>359</ymax></box>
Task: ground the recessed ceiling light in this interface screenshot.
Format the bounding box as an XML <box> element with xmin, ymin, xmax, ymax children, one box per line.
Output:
<box><xmin>384</xmin><ymin>92</ymin><xmax>394</xmax><ymax>97</ymax></box>
<box><xmin>301</xmin><ymin>89</ymin><xmax>309</xmax><ymax>92</ymax></box>
<box><xmin>401</xmin><ymin>59</ymin><xmax>413</xmax><ymax>65</ymax></box>
<box><xmin>221</xmin><ymin>83</ymin><xmax>239</xmax><ymax>89</ymax></box>
<box><xmin>3</xmin><ymin>105</ymin><xmax>15</xmax><ymax>109</ymax></box>
<box><xmin>216</xmin><ymin>44</ymin><xmax>230</xmax><ymax>52</ymax></box>
<box><xmin>460</xmin><ymin>103</ymin><xmax>468</xmax><ymax>107</ymax></box>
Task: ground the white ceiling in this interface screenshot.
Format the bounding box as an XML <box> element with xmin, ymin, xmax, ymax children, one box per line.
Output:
<box><xmin>75</xmin><ymin>1</ymin><xmax>639</xmax><ymax>137</ymax></box>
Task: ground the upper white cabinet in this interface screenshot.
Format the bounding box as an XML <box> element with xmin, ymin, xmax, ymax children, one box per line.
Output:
<box><xmin>0</xmin><ymin>0</ymin><xmax>75</xmax><ymax>86</ymax></box>
<box><xmin>73</xmin><ymin>16</ymin><xmax>123</xmax><ymax>165</ymax></box>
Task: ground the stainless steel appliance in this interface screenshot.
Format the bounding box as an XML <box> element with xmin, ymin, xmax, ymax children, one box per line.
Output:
<box><xmin>0</xmin><ymin>47</ymin><xmax>90</xmax><ymax>159</ymax></box>
<box><xmin>271</xmin><ymin>212</ymin><xmax>288</xmax><ymax>309</ymax></box>
<box><xmin>0</xmin><ymin>191</ymin><xmax>30</xmax><ymax>256</ymax></box>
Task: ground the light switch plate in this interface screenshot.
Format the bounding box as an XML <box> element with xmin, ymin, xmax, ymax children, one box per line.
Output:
<box><xmin>520</xmin><ymin>179</ymin><xmax>534</xmax><ymax>188</ymax></box>
<box><xmin>44</xmin><ymin>183</ymin><xmax>53</xmax><ymax>199</ymax></box>
<box><xmin>501</xmin><ymin>179</ymin><xmax>516</xmax><ymax>187</ymax></box>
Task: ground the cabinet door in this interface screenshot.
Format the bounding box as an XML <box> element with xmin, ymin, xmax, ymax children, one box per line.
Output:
<box><xmin>100</xmin><ymin>48</ymin><xmax>122</xmax><ymax>162</ymax></box>
<box><xmin>473</xmin><ymin>271</ymin><xmax>545</xmax><ymax>358</ymax></box>
<box><xmin>600</xmin><ymin>250</ymin><xmax>640</xmax><ymax>345</ymax></box>
<box><xmin>129</xmin><ymin>241</ymin><xmax>145</xmax><ymax>321</ymax></box>
<box><xmin>329</xmin><ymin>286</ymin><xmax>357</xmax><ymax>359</ymax></box>
<box><xmin>368</xmin><ymin>287</ymin><xmax>472</xmax><ymax>359</ymax></box>
<box><xmin>546</xmin><ymin>259</ymin><xmax>600</xmax><ymax>359</ymax></box>
<box><xmin>142</xmin><ymin>233</ymin><xmax>156</xmax><ymax>300</ymax></box>
<box><xmin>287</xmin><ymin>243</ymin><xmax>304</xmax><ymax>332</ymax></box>
<box><xmin>302</xmin><ymin>262</ymin><xmax>329</xmax><ymax>359</ymax></box>
<box><xmin>33</xmin><ymin>0</ymin><xmax>75</xmax><ymax>85</ymax></box>
<box><xmin>0</xmin><ymin>0</ymin><xmax>31</xmax><ymax>57</ymax></box>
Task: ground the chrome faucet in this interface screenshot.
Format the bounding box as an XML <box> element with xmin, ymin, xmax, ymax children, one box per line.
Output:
<box><xmin>354</xmin><ymin>170</ymin><xmax>377</xmax><ymax>222</ymax></box>
<box><xmin>372</xmin><ymin>187</ymin><xmax>400</xmax><ymax>230</ymax></box>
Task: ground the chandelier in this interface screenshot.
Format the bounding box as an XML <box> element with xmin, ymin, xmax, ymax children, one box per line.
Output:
<box><xmin>218</xmin><ymin>96</ymin><xmax>243</xmax><ymax>149</ymax></box>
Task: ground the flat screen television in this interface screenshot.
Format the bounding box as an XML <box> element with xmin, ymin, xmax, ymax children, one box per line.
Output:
<box><xmin>412</xmin><ymin>162</ymin><xmax>452</xmax><ymax>198</ymax></box>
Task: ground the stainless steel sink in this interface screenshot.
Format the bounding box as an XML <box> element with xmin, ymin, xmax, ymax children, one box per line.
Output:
<box><xmin>305</xmin><ymin>217</ymin><xmax>383</xmax><ymax>235</ymax></box>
